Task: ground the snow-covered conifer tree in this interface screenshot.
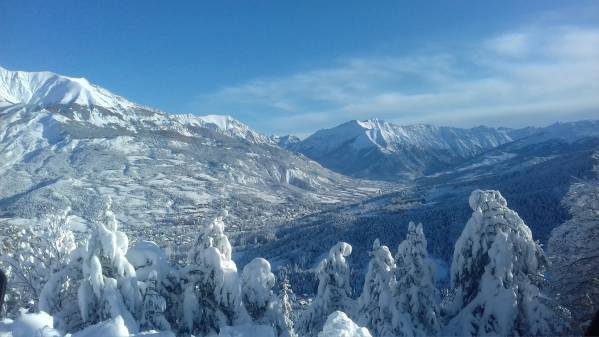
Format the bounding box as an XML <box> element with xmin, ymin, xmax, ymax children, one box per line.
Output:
<box><xmin>241</xmin><ymin>257</ymin><xmax>289</xmax><ymax>336</ymax></box>
<box><xmin>40</xmin><ymin>199</ymin><xmax>140</xmax><ymax>333</ymax></box>
<box><xmin>127</xmin><ymin>240</ymin><xmax>170</xmax><ymax>282</ymax></box>
<box><xmin>242</xmin><ymin>258</ymin><xmax>276</xmax><ymax>321</ymax></box>
<box><xmin>1</xmin><ymin>208</ymin><xmax>76</xmax><ymax>316</ymax></box>
<box><xmin>140</xmin><ymin>270</ymin><xmax>171</xmax><ymax>331</ymax></box>
<box><xmin>357</xmin><ymin>239</ymin><xmax>395</xmax><ymax>337</ymax></box>
<box><xmin>444</xmin><ymin>190</ymin><xmax>570</xmax><ymax>336</ymax></box>
<box><xmin>299</xmin><ymin>242</ymin><xmax>353</xmax><ymax>336</ymax></box>
<box><xmin>318</xmin><ymin>311</ymin><xmax>373</xmax><ymax>337</ymax></box>
<box><xmin>181</xmin><ymin>213</ymin><xmax>247</xmax><ymax>336</ymax></box>
<box><xmin>126</xmin><ymin>239</ymin><xmax>183</xmax><ymax>334</ymax></box>
<box><xmin>391</xmin><ymin>222</ymin><xmax>439</xmax><ymax>337</ymax></box>
<box><xmin>77</xmin><ymin>198</ymin><xmax>140</xmax><ymax>332</ymax></box>
<box><xmin>279</xmin><ymin>273</ymin><xmax>298</xmax><ymax>337</ymax></box>
<box><xmin>38</xmin><ymin>250</ymin><xmax>86</xmax><ymax>332</ymax></box>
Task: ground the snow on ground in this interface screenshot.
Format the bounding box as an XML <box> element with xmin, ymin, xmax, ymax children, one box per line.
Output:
<box><xmin>215</xmin><ymin>324</ymin><xmax>276</xmax><ymax>337</ymax></box>
<box><xmin>318</xmin><ymin>311</ymin><xmax>372</xmax><ymax>337</ymax></box>
<box><xmin>0</xmin><ymin>313</ymin><xmax>176</xmax><ymax>337</ymax></box>
<box><xmin>454</xmin><ymin>152</ymin><xmax>517</xmax><ymax>172</ymax></box>
<box><xmin>0</xmin><ymin>311</ymin><xmax>59</xmax><ymax>337</ymax></box>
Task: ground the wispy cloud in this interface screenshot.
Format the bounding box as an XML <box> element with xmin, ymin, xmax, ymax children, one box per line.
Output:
<box><xmin>485</xmin><ymin>33</ymin><xmax>531</xmax><ymax>58</ymax></box>
<box><xmin>188</xmin><ymin>24</ymin><xmax>599</xmax><ymax>136</ymax></box>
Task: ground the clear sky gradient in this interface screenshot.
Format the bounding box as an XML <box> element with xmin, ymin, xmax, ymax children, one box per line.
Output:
<box><xmin>1</xmin><ymin>1</ymin><xmax>598</xmax><ymax>136</ymax></box>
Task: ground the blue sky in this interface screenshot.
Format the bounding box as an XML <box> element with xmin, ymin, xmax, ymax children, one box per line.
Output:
<box><xmin>1</xmin><ymin>1</ymin><xmax>598</xmax><ymax>136</ymax></box>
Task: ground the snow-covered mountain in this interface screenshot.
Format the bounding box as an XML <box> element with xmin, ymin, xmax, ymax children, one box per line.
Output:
<box><xmin>0</xmin><ymin>67</ymin><xmax>277</xmax><ymax>146</ymax></box>
<box><xmin>0</xmin><ymin>67</ymin><xmax>381</xmax><ymax>240</ymax></box>
<box><xmin>288</xmin><ymin>118</ymin><xmax>599</xmax><ymax>181</ymax></box>
<box><xmin>288</xmin><ymin>119</ymin><xmax>526</xmax><ymax>180</ymax></box>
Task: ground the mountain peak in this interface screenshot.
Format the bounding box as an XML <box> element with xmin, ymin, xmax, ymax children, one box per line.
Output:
<box><xmin>0</xmin><ymin>66</ymin><xmax>134</xmax><ymax>110</ymax></box>
<box><xmin>197</xmin><ymin>114</ymin><xmax>239</xmax><ymax>130</ymax></box>
<box><xmin>270</xmin><ymin>134</ymin><xmax>301</xmax><ymax>149</ymax></box>
<box><xmin>355</xmin><ymin>118</ymin><xmax>388</xmax><ymax>129</ymax></box>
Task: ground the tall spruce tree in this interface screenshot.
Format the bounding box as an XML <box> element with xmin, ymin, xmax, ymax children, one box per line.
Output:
<box><xmin>392</xmin><ymin>222</ymin><xmax>440</xmax><ymax>337</ymax></box>
<box><xmin>181</xmin><ymin>214</ymin><xmax>247</xmax><ymax>336</ymax></box>
<box><xmin>444</xmin><ymin>190</ymin><xmax>570</xmax><ymax>336</ymax></box>
<box><xmin>358</xmin><ymin>239</ymin><xmax>395</xmax><ymax>337</ymax></box>
<box><xmin>40</xmin><ymin>199</ymin><xmax>140</xmax><ymax>333</ymax></box>
<box><xmin>140</xmin><ymin>270</ymin><xmax>170</xmax><ymax>331</ymax></box>
<box><xmin>299</xmin><ymin>242</ymin><xmax>353</xmax><ymax>336</ymax></box>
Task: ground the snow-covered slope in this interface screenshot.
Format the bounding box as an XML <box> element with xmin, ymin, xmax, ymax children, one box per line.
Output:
<box><xmin>548</xmin><ymin>157</ymin><xmax>599</xmax><ymax>331</ymax></box>
<box><xmin>0</xmin><ymin>67</ymin><xmax>381</xmax><ymax>242</ymax></box>
<box><xmin>289</xmin><ymin>119</ymin><xmax>522</xmax><ymax>180</ymax></box>
<box><xmin>0</xmin><ymin>66</ymin><xmax>135</xmax><ymax>110</ymax></box>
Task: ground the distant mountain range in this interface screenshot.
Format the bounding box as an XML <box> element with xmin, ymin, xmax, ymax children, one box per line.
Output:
<box><xmin>283</xmin><ymin>118</ymin><xmax>599</xmax><ymax>180</ymax></box>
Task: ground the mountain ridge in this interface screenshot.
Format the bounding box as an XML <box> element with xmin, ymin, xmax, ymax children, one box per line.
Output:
<box><xmin>2</xmin><ymin>66</ymin><xmax>598</xmax><ymax>184</ymax></box>
<box><xmin>287</xmin><ymin>118</ymin><xmax>526</xmax><ymax>180</ymax></box>
<box><xmin>0</xmin><ymin>66</ymin><xmax>279</xmax><ymax>146</ymax></box>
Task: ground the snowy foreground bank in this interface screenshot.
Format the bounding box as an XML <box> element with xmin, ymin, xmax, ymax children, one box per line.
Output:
<box><xmin>0</xmin><ymin>310</ymin><xmax>370</xmax><ymax>337</ymax></box>
<box><xmin>0</xmin><ymin>189</ymin><xmax>581</xmax><ymax>336</ymax></box>
<box><xmin>0</xmin><ymin>312</ymin><xmax>171</xmax><ymax>337</ymax></box>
